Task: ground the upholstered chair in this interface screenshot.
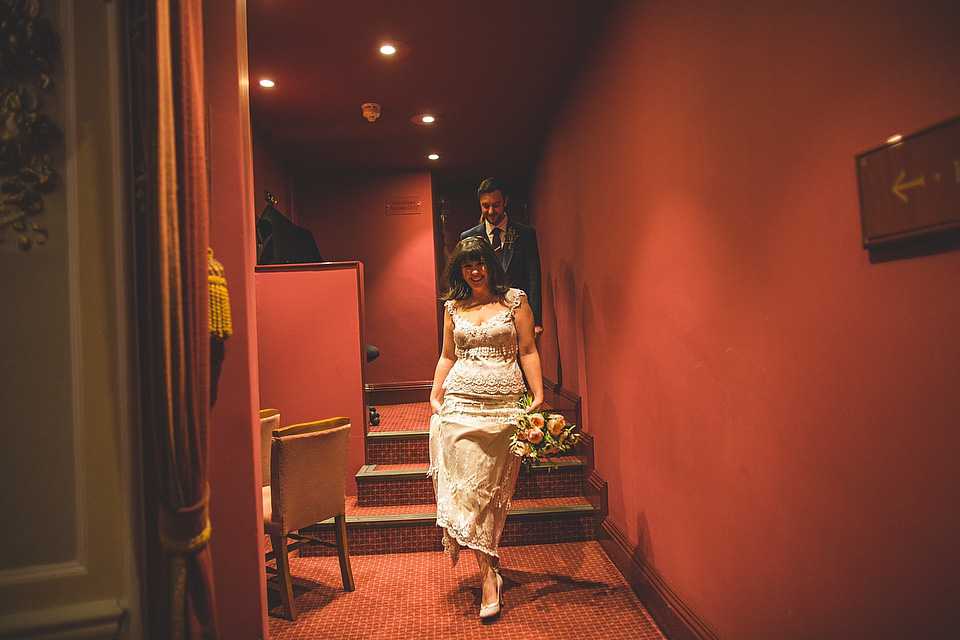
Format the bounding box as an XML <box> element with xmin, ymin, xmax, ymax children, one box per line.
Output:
<box><xmin>262</xmin><ymin>416</ymin><xmax>355</xmax><ymax>620</ymax></box>
<box><xmin>259</xmin><ymin>408</ymin><xmax>280</xmax><ymax>487</ymax></box>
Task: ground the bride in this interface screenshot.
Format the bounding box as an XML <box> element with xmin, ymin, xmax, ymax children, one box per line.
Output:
<box><xmin>428</xmin><ymin>235</ymin><xmax>544</xmax><ymax>621</ymax></box>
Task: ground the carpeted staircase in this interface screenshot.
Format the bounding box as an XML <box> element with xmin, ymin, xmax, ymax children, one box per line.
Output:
<box><xmin>302</xmin><ymin>399</ymin><xmax>599</xmax><ymax>556</ymax></box>
<box><xmin>268</xmin><ymin>398</ymin><xmax>671</xmax><ymax>640</ymax></box>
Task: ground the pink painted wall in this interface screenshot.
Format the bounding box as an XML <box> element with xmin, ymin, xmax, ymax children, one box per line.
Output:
<box><xmin>256</xmin><ymin>264</ymin><xmax>368</xmax><ymax>495</ymax></box>
<box><xmin>533</xmin><ymin>1</ymin><xmax>960</xmax><ymax>638</ymax></box>
<box><xmin>294</xmin><ymin>171</ymin><xmax>439</xmax><ymax>385</ymax></box>
<box><xmin>203</xmin><ymin>2</ymin><xmax>269</xmax><ymax>637</ymax></box>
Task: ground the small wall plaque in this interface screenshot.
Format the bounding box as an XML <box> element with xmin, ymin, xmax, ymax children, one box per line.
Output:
<box><xmin>856</xmin><ymin>116</ymin><xmax>960</xmax><ymax>247</ymax></box>
<box><xmin>386</xmin><ymin>196</ymin><xmax>421</xmax><ymax>215</ymax></box>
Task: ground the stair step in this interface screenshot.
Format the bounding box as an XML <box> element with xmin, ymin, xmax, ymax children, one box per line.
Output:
<box><xmin>348</xmin><ymin>397</ymin><xmax>599</xmax><ymax>557</ymax></box>
<box><xmin>299</xmin><ymin>495</ymin><xmax>597</xmax><ymax>556</ymax></box>
<box><xmin>355</xmin><ymin>457</ymin><xmax>585</xmax><ymax>506</ymax></box>
<box><xmin>369</xmin><ymin>402</ymin><xmax>431</xmax><ymax>433</ymax></box>
<box><xmin>365</xmin><ymin>429</ymin><xmax>429</xmax><ymax>464</ymax></box>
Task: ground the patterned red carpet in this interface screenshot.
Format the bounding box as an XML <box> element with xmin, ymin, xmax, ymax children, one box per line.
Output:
<box><xmin>267</xmin><ymin>540</ymin><xmax>666</xmax><ymax>639</ymax></box>
<box><xmin>370</xmin><ymin>402</ymin><xmax>431</xmax><ymax>432</ymax></box>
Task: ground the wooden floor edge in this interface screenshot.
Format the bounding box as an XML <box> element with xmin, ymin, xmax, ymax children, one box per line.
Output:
<box><xmin>598</xmin><ymin>518</ymin><xmax>723</xmax><ymax>640</ymax></box>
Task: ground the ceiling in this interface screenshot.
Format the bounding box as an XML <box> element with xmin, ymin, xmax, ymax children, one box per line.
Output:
<box><xmin>245</xmin><ymin>0</ymin><xmax>622</xmax><ymax>185</ymax></box>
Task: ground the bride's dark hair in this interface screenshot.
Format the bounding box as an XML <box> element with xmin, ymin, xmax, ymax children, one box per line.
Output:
<box><xmin>441</xmin><ymin>236</ymin><xmax>511</xmax><ymax>301</ymax></box>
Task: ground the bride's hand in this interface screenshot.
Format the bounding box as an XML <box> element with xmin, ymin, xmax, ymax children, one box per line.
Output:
<box><xmin>525</xmin><ymin>396</ymin><xmax>543</xmax><ymax>412</ymax></box>
<box><xmin>430</xmin><ymin>397</ymin><xmax>443</xmax><ymax>414</ymax></box>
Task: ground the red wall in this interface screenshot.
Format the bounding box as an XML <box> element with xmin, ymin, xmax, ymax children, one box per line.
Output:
<box><xmin>294</xmin><ymin>171</ymin><xmax>439</xmax><ymax>385</ymax></box>
<box><xmin>204</xmin><ymin>2</ymin><xmax>269</xmax><ymax>637</ymax></box>
<box><xmin>533</xmin><ymin>1</ymin><xmax>960</xmax><ymax>638</ymax></box>
<box><xmin>251</xmin><ymin>127</ymin><xmax>294</xmax><ymax>221</ymax></box>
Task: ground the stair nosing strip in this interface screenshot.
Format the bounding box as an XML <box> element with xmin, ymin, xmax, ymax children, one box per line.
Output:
<box><xmin>356</xmin><ymin>466</ymin><xmax>429</xmax><ymax>479</ymax></box>
<box><xmin>366</xmin><ymin>430</ymin><xmax>429</xmax><ymax>440</ymax></box>
<box><xmin>509</xmin><ymin>503</ymin><xmax>595</xmax><ymax>516</ymax></box>
<box><xmin>525</xmin><ymin>458</ymin><xmax>585</xmax><ymax>470</ymax></box>
<box><xmin>357</xmin><ymin>458</ymin><xmax>583</xmax><ymax>479</ymax></box>
<box><xmin>309</xmin><ymin>503</ymin><xmax>595</xmax><ymax>528</ymax></box>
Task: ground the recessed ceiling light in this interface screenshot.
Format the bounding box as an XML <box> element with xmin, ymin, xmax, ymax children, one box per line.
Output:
<box><xmin>427</xmin><ymin>153</ymin><xmax>440</xmax><ymax>161</ymax></box>
<box><xmin>259</xmin><ymin>79</ymin><xmax>275</xmax><ymax>88</ymax></box>
<box><xmin>412</xmin><ymin>113</ymin><xmax>444</xmax><ymax>125</ymax></box>
<box><xmin>886</xmin><ymin>134</ymin><xmax>902</xmax><ymax>144</ymax></box>
<box><xmin>371</xmin><ymin>40</ymin><xmax>410</xmax><ymax>59</ymax></box>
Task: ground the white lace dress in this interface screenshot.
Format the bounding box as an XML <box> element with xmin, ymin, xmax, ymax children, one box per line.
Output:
<box><xmin>429</xmin><ymin>288</ymin><xmax>527</xmax><ymax>563</ymax></box>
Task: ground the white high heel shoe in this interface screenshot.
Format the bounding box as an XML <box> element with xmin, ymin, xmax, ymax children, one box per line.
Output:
<box><xmin>479</xmin><ymin>573</ymin><xmax>503</xmax><ymax>619</ymax></box>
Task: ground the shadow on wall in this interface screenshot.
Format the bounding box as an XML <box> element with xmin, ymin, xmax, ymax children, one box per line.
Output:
<box><xmin>866</xmin><ymin>229</ymin><xmax>960</xmax><ymax>264</ymax></box>
<box><xmin>637</xmin><ymin>510</ymin><xmax>654</xmax><ymax>563</ymax></box>
<box><xmin>540</xmin><ymin>271</ymin><xmax>557</xmax><ymax>378</ymax></box>
<box><xmin>552</xmin><ymin>264</ymin><xmax>581</xmax><ymax>390</ymax></box>
<box><xmin>579</xmin><ymin>280</ymin><xmax>600</xmax><ymax>411</ymax></box>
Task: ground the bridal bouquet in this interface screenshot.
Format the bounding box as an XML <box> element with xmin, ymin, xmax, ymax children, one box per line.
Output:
<box><xmin>509</xmin><ymin>395</ymin><xmax>580</xmax><ymax>473</ymax></box>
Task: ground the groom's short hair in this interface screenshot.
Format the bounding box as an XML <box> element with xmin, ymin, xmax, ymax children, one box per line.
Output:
<box><xmin>477</xmin><ymin>177</ymin><xmax>506</xmax><ymax>200</ymax></box>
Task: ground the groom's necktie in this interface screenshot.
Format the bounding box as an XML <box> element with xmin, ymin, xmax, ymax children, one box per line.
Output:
<box><xmin>492</xmin><ymin>227</ymin><xmax>502</xmax><ymax>252</ymax></box>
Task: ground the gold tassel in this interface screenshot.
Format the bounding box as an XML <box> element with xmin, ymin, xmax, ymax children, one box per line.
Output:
<box><xmin>207</xmin><ymin>247</ymin><xmax>233</xmax><ymax>339</ymax></box>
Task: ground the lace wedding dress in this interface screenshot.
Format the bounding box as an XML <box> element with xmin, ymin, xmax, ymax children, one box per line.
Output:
<box><xmin>429</xmin><ymin>288</ymin><xmax>527</xmax><ymax>563</ymax></box>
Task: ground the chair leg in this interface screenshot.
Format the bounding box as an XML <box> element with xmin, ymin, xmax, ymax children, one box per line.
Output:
<box><xmin>271</xmin><ymin>534</ymin><xmax>297</xmax><ymax>620</ymax></box>
<box><xmin>334</xmin><ymin>514</ymin><xmax>355</xmax><ymax>592</ymax></box>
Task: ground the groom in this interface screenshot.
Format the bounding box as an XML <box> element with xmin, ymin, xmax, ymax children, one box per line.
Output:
<box><xmin>461</xmin><ymin>177</ymin><xmax>543</xmax><ymax>336</ymax></box>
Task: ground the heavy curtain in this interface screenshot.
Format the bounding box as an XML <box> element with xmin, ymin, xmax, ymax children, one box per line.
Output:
<box><xmin>131</xmin><ymin>0</ymin><xmax>218</xmax><ymax>637</ymax></box>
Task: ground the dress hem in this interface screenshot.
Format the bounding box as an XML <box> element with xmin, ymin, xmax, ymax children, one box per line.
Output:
<box><xmin>436</xmin><ymin>521</ymin><xmax>500</xmax><ymax>559</ymax></box>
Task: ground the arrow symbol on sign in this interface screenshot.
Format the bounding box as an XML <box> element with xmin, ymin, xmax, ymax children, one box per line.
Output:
<box><xmin>891</xmin><ymin>170</ymin><xmax>925</xmax><ymax>203</ymax></box>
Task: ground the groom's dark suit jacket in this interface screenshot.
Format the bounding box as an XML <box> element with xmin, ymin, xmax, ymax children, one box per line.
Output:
<box><xmin>461</xmin><ymin>219</ymin><xmax>542</xmax><ymax>327</ymax></box>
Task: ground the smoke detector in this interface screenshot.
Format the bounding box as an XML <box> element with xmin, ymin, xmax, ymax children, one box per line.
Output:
<box><xmin>361</xmin><ymin>102</ymin><xmax>381</xmax><ymax>122</ymax></box>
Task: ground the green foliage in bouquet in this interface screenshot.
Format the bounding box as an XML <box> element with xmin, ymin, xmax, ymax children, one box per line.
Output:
<box><xmin>509</xmin><ymin>395</ymin><xmax>580</xmax><ymax>473</ymax></box>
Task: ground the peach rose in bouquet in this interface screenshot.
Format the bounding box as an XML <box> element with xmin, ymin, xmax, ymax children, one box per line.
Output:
<box><xmin>547</xmin><ymin>414</ymin><xmax>565</xmax><ymax>436</ymax></box>
<box><xmin>509</xmin><ymin>395</ymin><xmax>580</xmax><ymax>473</ymax></box>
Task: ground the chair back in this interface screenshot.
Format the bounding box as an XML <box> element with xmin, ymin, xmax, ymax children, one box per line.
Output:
<box><xmin>268</xmin><ymin>416</ymin><xmax>351</xmax><ymax>534</ymax></box>
<box><xmin>259</xmin><ymin>409</ymin><xmax>280</xmax><ymax>488</ymax></box>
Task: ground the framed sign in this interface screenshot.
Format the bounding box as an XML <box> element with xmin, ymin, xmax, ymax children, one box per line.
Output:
<box><xmin>856</xmin><ymin>115</ymin><xmax>960</xmax><ymax>247</ymax></box>
<box><xmin>386</xmin><ymin>196</ymin><xmax>421</xmax><ymax>215</ymax></box>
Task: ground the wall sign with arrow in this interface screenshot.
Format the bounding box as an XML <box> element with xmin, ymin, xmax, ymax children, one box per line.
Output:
<box><xmin>856</xmin><ymin>115</ymin><xmax>960</xmax><ymax>247</ymax></box>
